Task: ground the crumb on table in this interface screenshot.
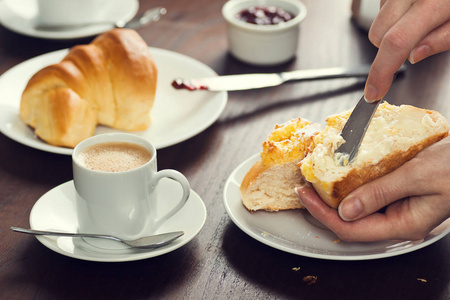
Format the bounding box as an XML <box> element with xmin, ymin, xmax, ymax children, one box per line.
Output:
<box><xmin>303</xmin><ymin>275</ymin><xmax>318</xmax><ymax>285</ymax></box>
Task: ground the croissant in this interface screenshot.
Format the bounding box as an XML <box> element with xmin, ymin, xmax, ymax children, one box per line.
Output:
<box><xmin>20</xmin><ymin>28</ymin><xmax>158</xmax><ymax>148</ymax></box>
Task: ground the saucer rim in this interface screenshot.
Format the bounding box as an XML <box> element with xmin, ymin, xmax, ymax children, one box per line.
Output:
<box><xmin>0</xmin><ymin>0</ymin><xmax>139</xmax><ymax>40</ymax></box>
<box><xmin>0</xmin><ymin>47</ymin><xmax>228</xmax><ymax>154</ymax></box>
<box><xmin>223</xmin><ymin>153</ymin><xmax>450</xmax><ymax>261</ymax></box>
<box><xmin>29</xmin><ymin>179</ymin><xmax>207</xmax><ymax>262</ymax></box>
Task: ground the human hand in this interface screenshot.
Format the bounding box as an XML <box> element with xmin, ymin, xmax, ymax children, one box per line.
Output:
<box><xmin>296</xmin><ymin>136</ymin><xmax>450</xmax><ymax>242</ymax></box>
<box><xmin>364</xmin><ymin>0</ymin><xmax>450</xmax><ymax>102</ymax></box>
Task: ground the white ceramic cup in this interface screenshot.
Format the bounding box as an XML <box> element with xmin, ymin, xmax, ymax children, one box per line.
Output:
<box><xmin>222</xmin><ymin>0</ymin><xmax>307</xmax><ymax>66</ymax></box>
<box><xmin>72</xmin><ymin>133</ymin><xmax>190</xmax><ymax>249</ymax></box>
<box><xmin>36</xmin><ymin>0</ymin><xmax>112</xmax><ymax>26</ymax></box>
<box><xmin>351</xmin><ymin>0</ymin><xmax>380</xmax><ymax>31</ymax></box>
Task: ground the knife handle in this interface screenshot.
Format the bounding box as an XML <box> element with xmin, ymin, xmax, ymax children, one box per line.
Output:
<box><xmin>280</xmin><ymin>65</ymin><xmax>371</xmax><ymax>82</ymax></box>
<box><xmin>280</xmin><ymin>64</ymin><xmax>407</xmax><ymax>83</ymax></box>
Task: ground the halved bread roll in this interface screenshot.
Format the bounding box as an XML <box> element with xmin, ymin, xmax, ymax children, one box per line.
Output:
<box><xmin>241</xmin><ymin>102</ymin><xmax>449</xmax><ymax>211</ymax></box>
<box><xmin>300</xmin><ymin>102</ymin><xmax>449</xmax><ymax>208</ymax></box>
<box><xmin>240</xmin><ymin>118</ymin><xmax>321</xmax><ymax>211</ymax></box>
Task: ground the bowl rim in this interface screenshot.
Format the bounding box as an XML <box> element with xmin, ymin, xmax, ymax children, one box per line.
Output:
<box><xmin>222</xmin><ymin>0</ymin><xmax>307</xmax><ymax>32</ymax></box>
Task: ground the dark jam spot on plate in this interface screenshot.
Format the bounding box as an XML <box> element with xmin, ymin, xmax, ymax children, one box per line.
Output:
<box><xmin>235</xmin><ymin>6</ymin><xmax>295</xmax><ymax>25</ymax></box>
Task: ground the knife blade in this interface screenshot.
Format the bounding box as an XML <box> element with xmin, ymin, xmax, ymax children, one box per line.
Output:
<box><xmin>172</xmin><ymin>64</ymin><xmax>375</xmax><ymax>91</ymax></box>
<box><xmin>334</xmin><ymin>96</ymin><xmax>381</xmax><ymax>166</ymax></box>
<box><xmin>334</xmin><ymin>66</ymin><xmax>406</xmax><ymax>166</ymax></box>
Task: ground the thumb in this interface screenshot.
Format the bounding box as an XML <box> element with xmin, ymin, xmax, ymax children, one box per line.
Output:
<box><xmin>338</xmin><ymin>159</ymin><xmax>420</xmax><ymax>221</ymax></box>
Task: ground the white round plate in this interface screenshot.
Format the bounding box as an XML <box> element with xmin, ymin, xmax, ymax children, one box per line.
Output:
<box><xmin>0</xmin><ymin>0</ymin><xmax>138</xmax><ymax>40</ymax></box>
<box><xmin>0</xmin><ymin>47</ymin><xmax>227</xmax><ymax>154</ymax></box>
<box><xmin>223</xmin><ymin>153</ymin><xmax>450</xmax><ymax>261</ymax></box>
<box><xmin>29</xmin><ymin>178</ymin><xmax>207</xmax><ymax>262</ymax></box>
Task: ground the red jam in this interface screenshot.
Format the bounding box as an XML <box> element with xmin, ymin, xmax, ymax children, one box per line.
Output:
<box><xmin>172</xmin><ymin>79</ymin><xmax>209</xmax><ymax>91</ymax></box>
<box><xmin>235</xmin><ymin>6</ymin><xmax>295</xmax><ymax>25</ymax></box>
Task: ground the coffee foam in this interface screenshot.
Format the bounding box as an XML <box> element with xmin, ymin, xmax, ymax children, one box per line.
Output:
<box><xmin>78</xmin><ymin>141</ymin><xmax>151</xmax><ymax>172</ymax></box>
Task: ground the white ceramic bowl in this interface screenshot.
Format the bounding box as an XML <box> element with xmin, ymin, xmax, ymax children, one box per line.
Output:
<box><xmin>222</xmin><ymin>0</ymin><xmax>307</xmax><ymax>66</ymax></box>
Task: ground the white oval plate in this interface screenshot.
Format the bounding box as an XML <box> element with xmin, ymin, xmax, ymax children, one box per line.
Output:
<box><xmin>0</xmin><ymin>0</ymin><xmax>138</xmax><ymax>40</ymax></box>
<box><xmin>223</xmin><ymin>153</ymin><xmax>450</xmax><ymax>260</ymax></box>
<box><xmin>29</xmin><ymin>179</ymin><xmax>206</xmax><ymax>262</ymax></box>
<box><xmin>0</xmin><ymin>47</ymin><xmax>227</xmax><ymax>154</ymax></box>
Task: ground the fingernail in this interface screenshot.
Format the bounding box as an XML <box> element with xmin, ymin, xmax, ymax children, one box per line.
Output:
<box><xmin>338</xmin><ymin>198</ymin><xmax>363</xmax><ymax>221</ymax></box>
<box><xmin>409</xmin><ymin>45</ymin><xmax>431</xmax><ymax>64</ymax></box>
<box><xmin>295</xmin><ymin>187</ymin><xmax>306</xmax><ymax>206</ymax></box>
<box><xmin>364</xmin><ymin>84</ymin><xmax>378</xmax><ymax>103</ymax></box>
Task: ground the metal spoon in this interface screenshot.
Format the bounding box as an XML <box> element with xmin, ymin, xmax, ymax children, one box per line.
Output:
<box><xmin>10</xmin><ymin>226</ymin><xmax>183</xmax><ymax>249</ymax></box>
<box><xmin>34</xmin><ymin>7</ymin><xmax>167</xmax><ymax>31</ymax></box>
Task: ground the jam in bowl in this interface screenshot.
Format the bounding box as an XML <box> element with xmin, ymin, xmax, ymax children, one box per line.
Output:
<box><xmin>222</xmin><ymin>0</ymin><xmax>307</xmax><ymax>65</ymax></box>
<box><xmin>235</xmin><ymin>6</ymin><xmax>295</xmax><ymax>25</ymax></box>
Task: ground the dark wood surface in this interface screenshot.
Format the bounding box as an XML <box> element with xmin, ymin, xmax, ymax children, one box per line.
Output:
<box><xmin>1</xmin><ymin>1</ymin><xmax>449</xmax><ymax>299</ymax></box>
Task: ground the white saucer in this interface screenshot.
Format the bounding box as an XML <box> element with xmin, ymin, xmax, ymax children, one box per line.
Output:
<box><xmin>29</xmin><ymin>179</ymin><xmax>206</xmax><ymax>262</ymax></box>
<box><xmin>0</xmin><ymin>47</ymin><xmax>227</xmax><ymax>154</ymax></box>
<box><xmin>223</xmin><ymin>153</ymin><xmax>450</xmax><ymax>261</ymax></box>
<box><xmin>0</xmin><ymin>0</ymin><xmax>139</xmax><ymax>40</ymax></box>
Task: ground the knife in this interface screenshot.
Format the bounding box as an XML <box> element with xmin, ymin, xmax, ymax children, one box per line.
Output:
<box><xmin>334</xmin><ymin>96</ymin><xmax>381</xmax><ymax>166</ymax></box>
<box><xmin>172</xmin><ymin>64</ymin><xmax>407</xmax><ymax>92</ymax></box>
<box><xmin>334</xmin><ymin>67</ymin><xmax>405</xmax><ymax>165</ymax></box>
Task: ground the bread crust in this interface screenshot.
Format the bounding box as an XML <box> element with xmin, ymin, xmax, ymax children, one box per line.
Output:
<box><xmin>240</xmin><ymin>159</ymin><xmax>271</xmax><ymax>192</ymax></box>
<box><xmin>316</xmin><ymin>131</ymin><xmax>449</xmax><ymax>208</ymax></box>
<box><xmin>302</xmin><ymin>103</ymin><xmax>450</xmax><ymax>208</ymax></box>
<box><xmin>92</xmin><ymin>29</ymin><xmax>158</xmax><ymax>131</ymax></box>
<box><xmin>63</xmin><ymin>44</ymin><xmax>114</xmax><ymax>126</ymax></box>
<box><xmin>33</xmin><ymin>87</ymin><xmax>96</xmax><ymax>147</ymax></box>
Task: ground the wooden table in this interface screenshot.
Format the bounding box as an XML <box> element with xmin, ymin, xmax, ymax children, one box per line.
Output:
<box><xmin>1</xmin><ymin>1</ymin><xmax>449</xmax><ymax>299</ymax></box>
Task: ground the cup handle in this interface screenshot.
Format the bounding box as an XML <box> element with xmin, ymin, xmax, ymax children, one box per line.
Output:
<box><xmin>153</xmin><ymin>169</ymin><xmax>190</xmax><ymax>229</ymax></box>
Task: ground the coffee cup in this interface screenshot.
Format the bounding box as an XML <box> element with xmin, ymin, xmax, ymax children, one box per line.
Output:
<box><xmin>72</xmin><ymin>133</ymin><xmax>190</xmax><ymax>249</ymax></box>
<box><xmin>36</xmin><ymin>0</ymin><xmax>112</xmax><ymax>26</ymax></box>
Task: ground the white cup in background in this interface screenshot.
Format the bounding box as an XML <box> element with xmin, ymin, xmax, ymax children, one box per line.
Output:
<box><xmin>72</xmin><ymin>133</ymin><xmax>190</xmax><ymax>249</ymax></box>
<box><xmin>36</xmin><ymin>0</ymin><xmax>113</xmax><ymax>26</ymax></box>
<box><xmin>351</xmin><ymin>0</ymin><xmax>380</xmax><ymax>31</ymax></box>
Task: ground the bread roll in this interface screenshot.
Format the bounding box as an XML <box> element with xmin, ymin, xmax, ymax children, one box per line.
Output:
<box><xmin>240</xmin><ymin>102</ymin><xmax>449</xmax><ymax>212</ymax></box>
<box><xmin>240</xmin><ymin>118</ymin><xmax>321</xmax><ymax>211</ymax></box>
<box><xmin>300</xmin><ymin>102</ymin><xmax>449</xmax><ymax>208</ymax></box>
<box><xmin>20</xmin><ymin>28</ymin><xmax>158</xmax><ymax>148</ymax></box>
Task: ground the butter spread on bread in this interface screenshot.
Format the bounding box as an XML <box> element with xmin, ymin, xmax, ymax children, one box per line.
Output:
<box><xmin>20</xmin><ymin>28</ymin><xmax>157</xmax><ymax>148</ymax></box>
<box><xmin>301</xmin><ymin>102</ymin><xmax>449</xmax><ymax>208</ymax></box>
